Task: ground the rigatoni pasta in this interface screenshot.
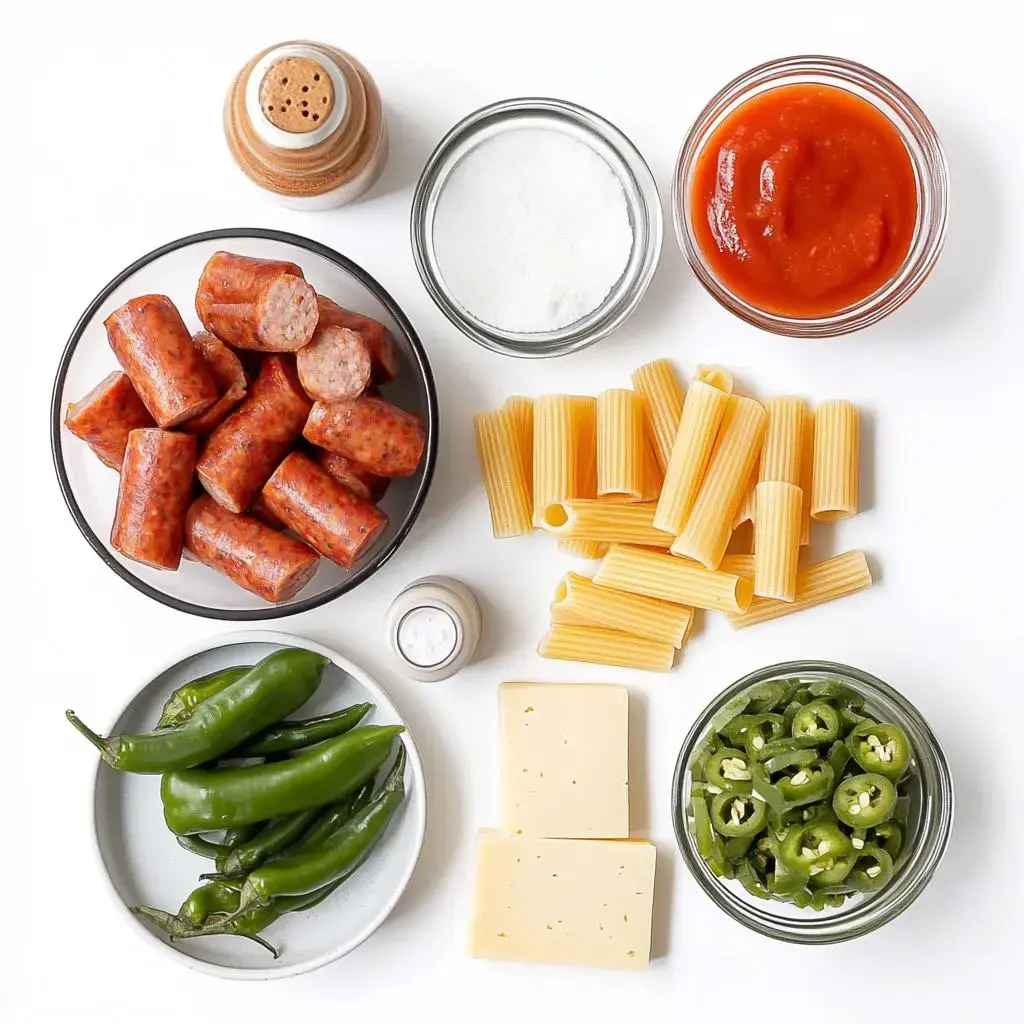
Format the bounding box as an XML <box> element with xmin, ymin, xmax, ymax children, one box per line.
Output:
<box><xmin>474</xmin><ymin>407</ymin><xmax>533</xmax><ymax>538</ymax></box>
<box><xmin>641</xmin><ymin>432</ymin><xmax>664</xmax><ymax>502</ymax></box>
<box><xmin>631</xmin><ymin>359</ymin><xmax>685</xmax><ymax>471</ymax></box>
<box><xmin>597</xmin><ymin>389</ymin><xmax>644</xmax><ymax>501</ymax></box>
<box><xmin>799</xmin><ymin>404</ymin><xmax>815</xmax><ymax>544</ymax></box>
<box><xmin>653</xmin><ymin>379</ymin><xmax>731</xmax><ymax>535</ymax></box>
<box><xmin>760</xmin><ymin>396</ymin><xmax>806</xmax><ymax>485</ymax></box>
<box><xmin>670</xmin><ymin>395</ymin><xmax>768</xmax><ymax>569</ymax></box>
<box><xmin>726</xmin><ymin>550</ymin><xmax>872</xmax><ymax>629</ymax></box>
<box><xmin>695</xmin><ymin>365</ymin><xmax>734</xmax><ymax>393</ymax></box>
<box><xmin>538</xmin><ymin>622</ymin><xmax>676</xmax><ymax>673</ymax></box>
<box><xmin>812</xmin><ymin>400</ymin><xmax>860</xmax><ymax>520</ymax></box>
<box><xmin>503</xmin><ymin>396</ymin><xmax>534</xmax><ymax>505</ymax></box>
<box><xmin>753</xmin><ymin>482</ymin><xmax>802</xmax><ymax>601</ymax></box>
<box><xmin>570</xmin><ymin>395</ymin><xmax>598</xmax><ymax>500</ymax></box>
<box><xmin>732</xmin><ymin>464</ymin><xmax>759</xmax><ymax>528</ymax></box>
<box><xmin>558</xmin><ymin>538</ymin><xmax>609</xmax><ymax>560</ymax></box>
<box><xmin>541</xmin><ymin>500</ymin><xmax>674</xmax><ymax>548</ymax></box>
<box><xmin>593</xmin><ymin>544</ymin><xmax>753</xmax><ymax>614</ymax></box>
<box><xmin>532</xmin><ymin>396</ymin><xmax>581</xmax><ymax>525</ymax></box>
<box><xmin>552</xmin><ymin>571</ymin><xmax>694</xmax><ymax>648</ymax></box>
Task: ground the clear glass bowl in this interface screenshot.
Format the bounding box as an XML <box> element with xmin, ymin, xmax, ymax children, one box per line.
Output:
<box><xmin>671</xmin><ymin>661</ymin><xmax>954</xmax><ymax>943</ymax></box>
<box><xmin>673</xmin><ymin>55</ymin><xmax>949</xmax><ymax>337</ymax></box>
<box><xmin>411</xmin><ymin>97</ymin><xmax>663</xmax><ymax>357</ymax></box>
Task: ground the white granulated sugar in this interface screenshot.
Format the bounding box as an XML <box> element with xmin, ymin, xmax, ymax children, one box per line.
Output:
<box><xmin>433</xmin><ymin>127</ymin><xmax>633</xmax><ymax>334</ymax></box>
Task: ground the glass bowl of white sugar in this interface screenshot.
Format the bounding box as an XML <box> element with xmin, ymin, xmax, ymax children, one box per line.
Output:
<box><xmin>411</xmin><ymin>97</ymin><xmax>662</xmax><ymax>357</ymax></box>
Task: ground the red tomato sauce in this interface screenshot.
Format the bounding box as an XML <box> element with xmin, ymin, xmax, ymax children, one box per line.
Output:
<box><xmin>691</xmin><ymin>84</ymin><xmax>918</xmax><ymax>318</ymax></box>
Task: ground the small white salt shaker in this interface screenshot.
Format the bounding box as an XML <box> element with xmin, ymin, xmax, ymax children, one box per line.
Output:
<box><xmin>385</xmin><ymin>576</ymin><xmax>481</xmax><ymax>682</ymax></box>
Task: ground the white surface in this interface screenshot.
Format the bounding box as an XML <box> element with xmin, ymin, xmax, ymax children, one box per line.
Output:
<box><xmin>8</xmin><ymin>1</ymin><xmax>1022</xmax><ymax>1021</ymax></box>
<box><xmin>92</xmin><ymin>631</ymin><xmax>426</xmax><ymax>979</ymax></box>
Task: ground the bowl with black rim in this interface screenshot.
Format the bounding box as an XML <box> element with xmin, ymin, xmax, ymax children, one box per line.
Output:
<box><xmin>50</xmin><ymin>228</ymin><xmax>438</xmax><ymax>620</ymax></box>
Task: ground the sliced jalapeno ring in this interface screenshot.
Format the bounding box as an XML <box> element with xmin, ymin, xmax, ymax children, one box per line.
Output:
<box><xmin>710</xmin><ymin>791</ymin><xmax>768</xmax><ymax>838</ymax></box>
<box><xmin>791</xmin><ymin>700</ymin><xmax>841</xmax><ymax>743</ymax></box>
<box><xmin>826</xmin><ymin>739</ymin><xmax>851</xmax><ymax>779</ymax></box>
<box><xmin>832</xmin><ymin>773</ymin><xmax>897</xmax><ymax>827</ymax></box>
<box><xmin>847</xmin><ymin>845</ymin><xmax>894</xmax><ymax>891</ymax></box>
<box><xmin>723</xmin><ymin>713</ymin><xmax>784</xmax><ymax>751</ymax></box>
<box><xmin>809</xmin><ymin>850</ymin><xmax>856</xmax><ymax>887</ymax></box>
<box><xmin>849</xmin><ymin>721</ymin><xmax>912</xmax><ymax>781</ymax></box>
<box><xmin>872</xmin><ymin>821</ymin><xmax>903</xmax><ymax>859</ymax></box>
<box><xmin>724</xmin><ymin>834</ymin><xmax>755</xmax><ymax>862</ymax></box>
<box><xmin>736</xmin><ymin>859</ymin><xmax>771</xmax><ymax>899</ymax></box>
<box><xmin>705</xmin><ymin>747</ymin><xmax>753</xmax><ymax>794</ymax></box>
<box><xmin>689</xmin><ymin>731</ymin><xmax>722</xmax><ymax>782</ymax></box>
<box><xmin>780</xmin><ymin>821</ymin><xmax>853</xmax><ymax>878</ymax></box>
<box><xmin>775</xmin><ymin>760</ymin><xmax>835</xmax><ymax>810</ymax></box>
<box><xmin>751</xmin><ymin>763</ymin><xmax>787</xmax><ymax>814</ymax></box>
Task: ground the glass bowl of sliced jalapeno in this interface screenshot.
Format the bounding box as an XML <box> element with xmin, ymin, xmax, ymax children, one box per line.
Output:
<box><xmin>671</xmin><ymin>661</ymin><xmax>953</xmax><ymax>943</ymax></box>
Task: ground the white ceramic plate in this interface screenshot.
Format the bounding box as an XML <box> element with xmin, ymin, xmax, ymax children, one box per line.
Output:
<box><xmin>91</xmin><ymin>631</ymin><xmax>426</xmax><ymax>980</ymax></box>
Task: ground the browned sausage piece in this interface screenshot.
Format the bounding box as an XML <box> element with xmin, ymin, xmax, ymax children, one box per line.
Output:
<box><xmin>296</xmin><ymin>326</ymin><xmax>372</xmax><ymax>401</ymax></box>
<box><xmin>196</xmin><ymin>355</ymin><xmax>312</xmax><ymax>513</ymax></box>
<box><xmin>303</xmin><ymin>396</ymin><xmax>426</xmax><ymax>477</ymax></box>
<box><xmin>316</xmin><ymin>451</ymin><xmax>389</xmax><ymax>503</ymax></box>
<box><xmin>180</xmin><ymin>332</ymin><xmax>249</xmax><ymax>434</ymax></box>
<box><xmin>106</xmin><ymin>295</ymin><xmax>219</xmax><ymax>428</ymax></box>
<box><xmin>64</xmin><ymin>371</ymin><xmax>154</xmax><ymax>469</ymax></box>
<box><xmin>111</xmin><ymin>428</ymin><xmax>196</xmax><ymax>570</ymax></box>
<box><xmin>262</xmin><ymin>452</ymin><xmax>388</xmax><ymax>568</ymax></box>
<box><xmin>185</xmin><ymin>495</ymin><xmax>320</xmax><ymax>602</ymax></box>
<box><xmin>317</xmin><ymin>296</ymin><xmax>398</xmax><ymax>382</ymax></box>
<box><xmin>195</xmin><ymin>251</ymin><xmax>319</xmax><ymax>352</ymax></box>
<box><xmin>248</xmin><ymin>493</ymin><xmax>288</xmax><ymax>530</ymax></box>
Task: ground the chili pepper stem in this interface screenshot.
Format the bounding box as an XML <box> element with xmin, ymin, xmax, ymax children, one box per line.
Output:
<box><xmin>65</xmin><ymin>711</ymin><xmax>117</xmax><ymax>767</ymax></box>
<box><xmin>169</xmin><ymin>926</ymin><xmax>280</xmax><ymax>957</ymax></box>
<box><xmin>199</xmin><ymin>872</ymin><xmax>241</xmax><ymax>883</ymax></box>
<box><xmin>133</xmin><ymin>904</ymin><xmax>281</xmax><ymax>957</ymax></box>
<box><xmin>132</xmin><ymin>905</ymin><xmax>180</xmax><ymax>933</ymax></box>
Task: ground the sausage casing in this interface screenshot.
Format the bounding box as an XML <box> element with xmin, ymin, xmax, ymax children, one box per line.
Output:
<box><xmin>261</xmin><ymin>452</ymin><xmax>388</xmax><ymax>568</ymax></box>
<box><xmin>303</xmin><ymin>396</ymin><xmax>426</xmax><ymax>477</ymax></box>
<box><xmin>111</xmin><ymin>429</ymin><xmax>197</xmax><ymax>570</ymax></box>
<box><xmin>315</xmin><ymin>450</ymin><xmax>389</xmax><ymax>503</ymax></box>
<box><xmin>105</xmin><ymin>295</ymin><xmax>219</xmax><ymax>427</ymax></box>
<box><xmin>316</xmin><ymin>296</ymin><xmax>398</xmax><ymax>381</ymax></box>
<box><xmin>195</xmin><ymin>252</ymin><xmax>319</xmax><ymax>352</ymax></box>
<box><xmin>196</xmin><ymin>355</ymin><xmax>312</xmax><ymax>513</ymax></box>
<box><xmin>180</xmin><ymin>332</ymin><xmax>248</xmax><ymax>434</ymax></box>
<box><xmin>185</xmin><ymin>495</ymin><xmax>319</xmax><ymax>602</ymax></box>
<box><xmin>64</xmin><ymin>371</ymin><xmax>154</xmax><ymax>469</ymax></box>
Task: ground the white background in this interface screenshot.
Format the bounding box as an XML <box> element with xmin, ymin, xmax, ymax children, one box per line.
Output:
<box><xmin>7</xmin><ymin>1</ymin><xmax>1023</xmax><ymax>1019</ymax></box>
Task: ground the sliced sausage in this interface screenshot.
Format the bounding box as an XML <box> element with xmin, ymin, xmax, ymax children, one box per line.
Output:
<box><xmin>316</xmin><ymin>296</ymin><xmax>398</xmax><ymax>381</ymax></box>
<box><xmin>303</xmin><ymin>396</ymin><xmax>426</xmax><ymax>477</ymax></box>
<box><xmin>315</xmin><ymin>451</ymin><xmax>389</xmax><ymax>503</ymax></box>
<box><xmin>296</xmin><ymin>325</ymin><xmax>372</xmax><ymax>401</ymax></box>
<box><xmin>180</xmin><ymin>332</ymin><xmax>248</xmax><ymax>434</ymax></box>
<box><xmin>248</xmin><ymin>493</ymin><xmax>287</xmax><ymax>530</ymax></box>
<box><xmin>261</xmin><ymin>452</ymin><xmax>388</xmax><ymax>568</ymax></box>
<box><xmin>195</xmin><ymin>251</ymin><xmax>319</xmax><ymax>352</ymax></box>
<box><xmin>111</xmin><ymin>429</ymin><xmax>196</xmax><ymax>570</ymax></box>
<box><xmin>185</xmin><ymin>495</ymin><xmax>319</xmax><ymax>602</ymax></box>
<box><xmin>196</xmin><ymin>355</ymin><xmax>312</xmax><ymax>513</ymax></box>
<box><xmin>105</xmin><ymin>295</ymin><xmax>219</xmax><ymax>427</ymax></box>
<box><xmin>64</xmin><ymin>371</ymin><xmax>154</xmax><ymax>469</ymax></box>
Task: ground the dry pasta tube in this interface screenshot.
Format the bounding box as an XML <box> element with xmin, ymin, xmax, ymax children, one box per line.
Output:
<box><xmin>549</xmin><ymin>605</ymin><xmax>592</xmax><ymax>627</ymax></box>
<box><xmin>671</xmin><ymin>395</ymin><xmax>768</xmax><ymax>569</ymax></box>
<box><xmin>696</xmin><ymin>365</ymin><xmax>734</xmax><ymax>393</ymax></box>
<box><xmin>719</xmin><ymin>553</ymin><xmax>755</xmax><ymax>579</ymax></box>
<box><xmin>538</xmin><ymin>622</ymin><xmax>676</xmax><ymax>673</ymax></box>
<box><xmin>753</xmin><ymin>482</ymin><xmax>802</xmax><ymax>601</ymax></box>
<box><xmin>503</xmin><ymin>396</ymin><xmax>534</xmax><ymax>504</ymax></box>
<box><xmin>571</xmin><ymin>395</ymin><xmax>598</xmax><ymax>500</ymax></box>
<box><xmin>653</xmin><ymin>379</ymin><xmax>731</xmax><ymax>535</ymax></box>
<box><xmin>593</xmin><ymin>544</ymin><xmax>753</xmax><ymax>614</ymax></box>
<box><xmin>812</xmin><ymin>400</ymin><xmax>859</xmax><ymax>521</ymax></box>
<box><xmin>726</xmin><ymin>551</ymin><xmax>872</xmax><ymax>629</ymax></box>
<box><xmin>799</xmin><ymin>406</ymin><xmax>814</xmax><ymax>545</ymax></box>
<box><xmin>533</xmin><ymin>396</ymin><xmax>577</xmax><ymax>525</ymax></box>
<box><xmin>760</xmin><ymin>397</ymin><xmax>806</xmax><ymax>485</ymax></box>
<box><xmin>541</xmin><ymin>500</ymin><xmax>674</xmax><ymax>548</ymax></box>
<box><xmin>552</xmin><ymin>571</ymin><xmax>694</xmax><ymax>648</ymax></box>
<box><xmin>474</xmin><ymin>407</ymin><xmax>533</xmax><ymax>538</ymax></box>
<box><xmin>641</xmin><ymin>433</ymin><xmax>664</xmax><ymax>502</ymax></box>
<box><xmin>726</xmin><ymin>522</ymin><xmax>755</xmax><ymax>557</ymax></box>
<box><xmin>597</xmin><ymin>389</ymin><xmax>644</xmax><ymax>500</ymax></box>
<box><xmin>631</xmin><ymin>359</ymin><xmax>685</xmax><ymax>471</ymax></box>
<box><xmin>732</xmin><ymin>463</ymin><xmax>759</xmax><ymax>528</ymax></box>
<box><xmin>558</xmin><ymin>538</ymin><xmax>610</xmax><ymax>560</ymax></box>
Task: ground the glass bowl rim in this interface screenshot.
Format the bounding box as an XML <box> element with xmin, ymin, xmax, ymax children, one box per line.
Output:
<box><xmin>671</xmin><ymin>54</ymin><xmax>950</xmax><ymax>338</ymax></box>
<box><xmin>671</xmin><ymin>659</ymin><xmax>955</xmax><ymax>943</ymax></box>
<box><xmin>49</xmin><ymin>226</ymin><xmax>440</xmax><ymax>621</ymax></box>
<box><xmin>410</xmin><ymin>95</ymin><xmax>663</xmax><ymax>358</ymax></box>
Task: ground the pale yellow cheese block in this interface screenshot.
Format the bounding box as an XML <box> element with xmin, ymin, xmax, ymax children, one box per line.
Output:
<box><xmin>500</xmin><ymin>682</ymin><xmax>628</xmax><ymax>839</ymax></box>
<box><xmin>468</xmin><ymin>830</ymin><xmax>656</xmax><ymax>970</ymax></box>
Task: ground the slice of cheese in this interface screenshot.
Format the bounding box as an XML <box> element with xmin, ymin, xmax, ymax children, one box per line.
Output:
<box><xmin>500</xmin><ymin>682</ymin><xmax>628</xmax><ymax>839</ymax></box>
<box><xmin>468</xmin><ymin>830</ymin><xmax>656</xmax><ymax>970</ymax></box>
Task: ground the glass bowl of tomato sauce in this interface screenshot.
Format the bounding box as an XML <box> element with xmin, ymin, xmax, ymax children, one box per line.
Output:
<box><xmin>674</xmin><ymin>56</ymin><xmax>948</xmax><ymax>337</ymax></box>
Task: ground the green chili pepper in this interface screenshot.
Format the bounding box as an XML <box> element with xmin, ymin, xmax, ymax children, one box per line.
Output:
<box><xmin>833</xmin><ymin>773</ymin><xmax>897</xmax><ymax>827</ymax></box>
<box><xmin>752</xmin><ymin>736</ymin><xmax>820</xmax><ymax>763</ymax></box>
<box><xmin>202</xmin><ymin>809</ymin><xmax>323</xmax><ymax>880</ymax></box>
<box><xmin>791</xmin><ymin>700</ymin><xmax>841</xmax><ymax>744</ymax></box>
<box><xmin>297</xmin><ymin>781</ymin><xmax>375</xmax><ymax>850</ymax></box>
<box><xmin>229</xmin><ymin>703</ymin><xmax>373</xmax><ymax>758</ymax></box>
<box><xmin>176</xmin><ymin>834</ymin><xmax>231</xmax><ymax>860</ymax></box>
<box><xmin>780</xmin><ymin>820</ymin><xmax>853</xmax><ymax>878</ymax></box>
<box><xmin>176</xmin><ymin>878</ymin><xmax>244</xmax><ymax>928</ymax></box>
<box><xmin>710</xmin><ymin>791</ymin><xmax>767</xmax><ymax>838</ymax></box>
<box><xmin>711</xmin><ymin>694</ymin><xmax>751</xmax><ymax>735</ymax></box>
<box><xmin>745</xmin><ymin>681</ymin><xmax>790</xmax><ymax>713</ymax></box>
<box><xmin>162</xmin><ymin>725</ymin><xmax>403</xmax><ymax>835</ymax></box>
<box><xmin>849</xmin><ymin>722</ymin><xmax>912</xmax><ymax>781</ymax></box>
<box><xmin>721</xmin><ymin>713</ymin><xmax>783</xmax><ymax>749</ymax></box>
<box><xmin>847</xmin><ymin>845</ymin><xmax>894</xmax><ymax>891</ymax></box>
<box><xmin>807</xmin><ymin>679</ymin><xmax>854</xmax><ymax>702</ymax></box>
<box><xmin>156</xmin><ymin>667</ymin><xmax>254</xmax><ymax>729</ymax></box>
<box><xmin>705</xmin><ymin>747</ymin><xmax>753</xmax><ymax>794</ymax></box>
<box><xmin>775</xmin><ymin>759</ymin><xmax>834</xmax><ymax>809</ymax></box>
<box><xmin>689</xmin><ymin>731</ymin><xmax>722</xmax><ymax>782</ymax></box>
<box><xmin>238</xmin><ymin>746</ymin><xmax>408</xmax><ymax>910</ymax></box>
<box><xmin>736</xmin><ymin>859</ymin><xmax>771</xmax><ymax>899</ymax></box>
<box><xmin>808</xmin><ymin>850</ymin><xmax>856</xmax><ymax>887</ymax></box>
<box><xmin>724</xmin><ymin>835</ymin><xmax>755</xmax><ymax>862</ymax></box>
<box><xmin>67</xmin><ymin>650</ymin><xmax>329</xmax><ymax>774</ymax></box>
<box><xmin>827</xmin><ymin>739</ymin><xmax>851</xmax><ymax>779</ymax></box>
<box><xmin>872</xmin><ymin>821</ymin><xmax>903</xmax><ymax>859</ymax></box>
<box><xmin>223</xmin><ymin>824</ymin><xmax>261</xmax><ymax>848</ymax></box>
<box><xmin>750</xmin><ymin>763</ymin><xmax>787</xmax><ymax>814</ymax></box>
<box><xmin>764</xmin><ymin>746</ymin><xmax>818</xmax><ymax>775</ymax></box>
